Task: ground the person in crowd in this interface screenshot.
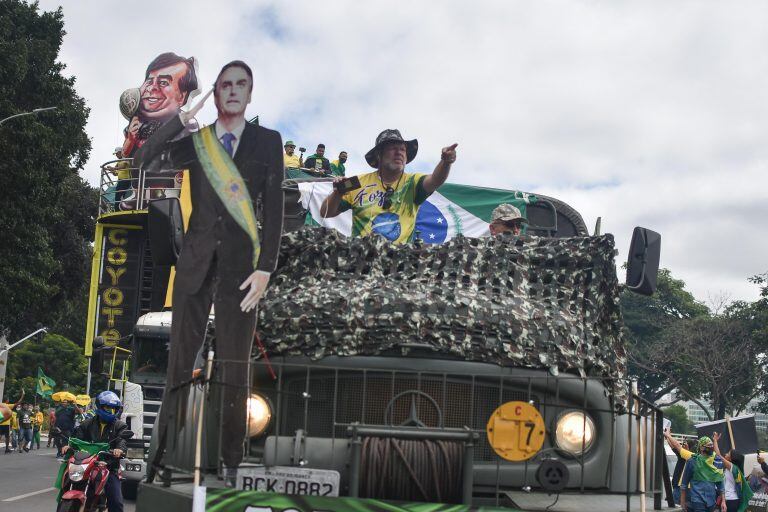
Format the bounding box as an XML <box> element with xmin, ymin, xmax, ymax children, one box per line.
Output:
<box><xmin>46</xmin><ymin>406</ymin><xmax>56</xmax><ymax>448</ymax></box>
<box><xmin>16</xmin><ymin>402</ymin><xmax>34</xmax><ymax>452</ymax></box>
<box><xmin>712</xmin><ymin>432</ymin><xmax>753</xmax><ymax>512</ymax></box>
<box><xmin>10</xmin><ymin>408</ymin><xmax>19</xmax><ymax>451</ymax></box>
<box><xmin>54</xmin><ymin>399</ymin><xmax>82</xmax><ymax>459</ymax></box>
<box><xmin>32</xmin><ymin>405</ymin><xmax>43</xmax><ymax>450</ymax></box>
<box><xmin>321</xmin><ymin>129</ymin><xmax>457</xmax><ymax>244</ymax></box>
<box><xmin>0</xmin><ymin>391</ymin><xmax>23</xmax><ymax>453</ymax></box>
<box><xmin>680</xmin><ymin>436</ymin><xmax>725</xmax><ymax>512</ymax></box>
<box><xmin>62</xmin><ymin>391</ymin><xmax>128</xmax><ymax>512</ymax></box>
<box><xmin>489</xmin><ymin>204</ymin><xmax>528</xmax><ymax>236</ymax></box>
<box><xmin>759</xmin><ymin>452</ymin><xmax>768</xmax><ymax>476</ymax></box>
<box><xmin>665</xmin><ymin>431</ymin><xmax>693</xmax><ymax>505</ymax></box>
<box><xmin>136</xmin><ymin>60</ymin><xmax>284</xmax><ymax>485</ymax></box>
<box><xmin>110</xmin><ymin>147</ymin><xmax>133</xmax><ymax>206</ymax></box>
<box><xmin>304</xmin><ymin>143</ymin><xmax>331</xmax><ymax>173</ymax></box>
<box><xmin>283</xmin><ymin>140</ymin><xmax>302</xmax><ymax>169</ymax></box>
<box><xmin>330</xmin><ymin>151</ymin><xmax>347</xmax><ymax>177</ymax></box>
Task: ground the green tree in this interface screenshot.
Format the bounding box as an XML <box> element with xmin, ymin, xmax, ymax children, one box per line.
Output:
<box><xmin>621</xmin><ymin>268</ymin><xmax>709</xmax><ymax>402</ymax></box>
<box><xmin>4</xmin><ymin>332</ymin><xmax>87</xmax><ymax>398</ymax></box>
<box><xmin>0</xmin><ymin>1</ymin><xmax>94</xmax><ymax>344</ymax></box>
<box><xmin>662</xmin><ymin>405</ymin><xmax>694</xmax><ymax>434</ymax></box>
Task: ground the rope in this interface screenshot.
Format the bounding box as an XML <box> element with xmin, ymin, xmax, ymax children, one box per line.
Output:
<box><xmin>359</xmin><ymin>437</ymin><xmax>464</xmax><ymax>503</ymax></box>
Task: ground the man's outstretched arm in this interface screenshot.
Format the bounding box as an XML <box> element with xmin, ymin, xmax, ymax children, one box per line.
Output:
<box><xmin>422</xmin><ymin>143</ymin><xmax>458</xmax><ymax>195</ymax></box>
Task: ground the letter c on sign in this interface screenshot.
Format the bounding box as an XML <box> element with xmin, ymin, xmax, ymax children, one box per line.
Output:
<box><xmin>515</xmin><ymin>405</ymin><xmax>522</xmax><ymax>416</ymax></box>
<box><xmin>108</xmin><ymin>229</ymin><xmax>128</xmax><ymax>246</ymax></box>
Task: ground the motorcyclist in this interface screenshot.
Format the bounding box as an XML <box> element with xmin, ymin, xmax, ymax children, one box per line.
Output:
<box><xmin>62</xmin><ymin>391</ymin><xmax>128</xmax><ymax>512</ymax></box>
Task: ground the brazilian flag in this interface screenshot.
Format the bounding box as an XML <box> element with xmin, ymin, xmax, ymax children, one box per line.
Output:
<box><xmin>35</xmin><ymin>368</ymin><xmax>55</xmax><ymax>398</ymax></box>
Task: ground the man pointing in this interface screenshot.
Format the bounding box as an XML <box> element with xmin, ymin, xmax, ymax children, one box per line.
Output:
<box><xmin>321</xmin><ymin>129</ymin><xmax>457</xmax><ymax>243</ymax></box>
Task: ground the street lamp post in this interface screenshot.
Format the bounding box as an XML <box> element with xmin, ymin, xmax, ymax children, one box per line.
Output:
<box><xmin>0</xmin><ymin>327</ymin><xmax>48</xmax><ymax>402</ymax></box>
<box><xmin>0</xmin><ymin>106</ymin><xmax>57</xmax><ymax>127</ymax></box>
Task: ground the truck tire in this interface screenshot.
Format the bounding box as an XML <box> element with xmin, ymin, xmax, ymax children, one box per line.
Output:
<box><xmin>122</xmin><ymin>480</ymin><xmax>138</xmax><ymax>500</ymax></box>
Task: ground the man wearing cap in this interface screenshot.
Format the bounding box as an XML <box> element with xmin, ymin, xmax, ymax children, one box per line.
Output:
<box><xmin>680</xmin><ymin>436</ymin><xmax>726</xmax><ymax>512</ymax></box>
<box><xmin>321</xmin><ymin>129</ymin><xmax>457</xmax><ymax>244</ymax></box>
<box><xmin>489</xmin><ymin>204</ymin><xmax>528</xmax><ymax>236</ymax></box>
<box><xmin>283</xmin><ymin>140</ymin><xmax>302</xmax><ymax>169</ymax></box>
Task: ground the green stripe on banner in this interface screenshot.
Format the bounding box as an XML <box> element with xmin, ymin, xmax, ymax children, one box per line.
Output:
<box><xmin>204</xmin><ymin>489</ymin><xmax>518</xmax><ymax>512</ymax></box>
<box><xmin>437</xmin><ymin>183</ymin><xmax>536</xmax><ymax>222</ymax></box>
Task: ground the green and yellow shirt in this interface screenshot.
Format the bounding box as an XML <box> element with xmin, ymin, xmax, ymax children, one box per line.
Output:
<box><xmin>339</xmin><ymin>170</ymin><xmax>430</xmax><ymax>244</ymax></box>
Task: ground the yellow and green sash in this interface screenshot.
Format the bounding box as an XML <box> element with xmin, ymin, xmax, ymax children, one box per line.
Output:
<box><xmin>192</xmin><ymin>125</ymin><xmax>260</xmax><ymax>268</ymax></box>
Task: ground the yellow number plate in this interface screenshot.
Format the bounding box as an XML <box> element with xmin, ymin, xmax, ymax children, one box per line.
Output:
<box><xmin>486</xmin><ymin>401</ymin><xmax>546</xmax><ymax>461</ymax></box>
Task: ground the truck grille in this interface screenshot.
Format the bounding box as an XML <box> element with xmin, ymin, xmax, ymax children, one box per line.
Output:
<box><xmin>278</xmin><ymin>373</ymin><xmax>537</xmax><ymax>461</ymax></box>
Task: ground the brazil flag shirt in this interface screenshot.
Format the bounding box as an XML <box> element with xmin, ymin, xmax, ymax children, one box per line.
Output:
<box><xmin>339</xmin><ymin>171</ymin><xmax>430</xmax><ymax>244</ymax></box>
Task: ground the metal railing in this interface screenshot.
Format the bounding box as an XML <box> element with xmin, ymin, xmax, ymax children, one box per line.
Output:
<box><xmin>156</xmin><ymin>354</ymin><xmax>670</xmax><ymax>509</ymax></box>
<box><xmin>99</xmin><ymin>159</ymin><xmax>183</xmax><ymax>215</ymax></box>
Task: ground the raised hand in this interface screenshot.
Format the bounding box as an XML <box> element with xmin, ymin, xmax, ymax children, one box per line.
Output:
<box><xmin>441</xmin><ymin>143</ymin><xmax>458</xmax><ymax>164</ymax></box>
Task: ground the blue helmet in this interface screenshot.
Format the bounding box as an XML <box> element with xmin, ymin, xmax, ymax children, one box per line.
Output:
<box><xmin>95</xmin><ymin>391</ymin><xmax>122</xmax><ymax>423</ymax></box>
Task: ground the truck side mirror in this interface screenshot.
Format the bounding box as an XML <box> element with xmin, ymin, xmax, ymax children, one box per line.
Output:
<box><xmin>148</xmin><ymin>198</ymin><xmax>183</xmax><ymax>266</ymax></box>
<box><xmin>626</xmin><ymin>227</ymin><xmax>661</xmax><ymax>296</ymax></box>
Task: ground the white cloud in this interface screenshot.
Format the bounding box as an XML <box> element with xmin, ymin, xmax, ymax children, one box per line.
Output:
<box><xmin>39</xmin><ymin>0</ymin><xmax>768</xmax><ymax>302</ymax></box>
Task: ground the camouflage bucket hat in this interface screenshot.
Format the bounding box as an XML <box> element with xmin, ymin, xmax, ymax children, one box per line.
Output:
<box><xmin>284</xmin><ymin>140</ymin><xmax>296</xmax><ymax>147</ymax></box>
<box><xmin>365</xmin><ymin>129</ymin><xmax>418</xmax><ymax>168</ymax></box>
<box><xmin>699</xmin><ymin>436</ymin><xmax>713</xmax><ymax>448</ymax></box>
<box><xmin>491</xmin><ymin>203</ymin><xmax>528</xmax><ymax>224</ymax></box>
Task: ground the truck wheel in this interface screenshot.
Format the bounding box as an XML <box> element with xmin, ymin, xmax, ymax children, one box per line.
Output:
<box><xmin>122</xmin><ymin>479</ymin><xmax>138</xmax><ymax>500</ymax></box>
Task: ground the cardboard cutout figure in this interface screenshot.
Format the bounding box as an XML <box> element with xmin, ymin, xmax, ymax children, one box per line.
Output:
<box><xmin>135</xmin><ymin>60</ymin><xmax>284</xmax><ymax>474</ymax></box>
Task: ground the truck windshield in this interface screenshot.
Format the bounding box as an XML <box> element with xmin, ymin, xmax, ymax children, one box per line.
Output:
<box><xmin>132</xmin><ymin>336</ymin><xmax>169</xmax><ymax>379</ymax></box>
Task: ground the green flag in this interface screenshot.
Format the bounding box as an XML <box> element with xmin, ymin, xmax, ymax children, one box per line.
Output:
<box><xmin>36</xmin><ymin>367</ymin><xmax>55</xmax><ymax>397</ymax></box>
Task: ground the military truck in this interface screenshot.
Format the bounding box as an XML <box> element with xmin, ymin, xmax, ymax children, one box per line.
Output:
<box><xmin>110</xmin><ymin>166</ymin><xmax>669</xmax><ymax>512</ymax></box>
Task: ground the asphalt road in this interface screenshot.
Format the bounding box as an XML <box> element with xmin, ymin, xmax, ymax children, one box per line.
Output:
<box><xmin>0</xmin><ymin>443</ymin><xmax>136</xmax><ymax>512</ymax></box>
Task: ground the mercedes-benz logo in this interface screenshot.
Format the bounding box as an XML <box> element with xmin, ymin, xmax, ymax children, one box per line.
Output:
<box><xmin>383</xmin><ymin>390</ymin><xmax>444</xmax><ymax>428</ymax></box>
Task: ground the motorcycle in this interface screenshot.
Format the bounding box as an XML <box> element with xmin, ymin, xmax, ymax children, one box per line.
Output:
<box><xmin>55</xmin><ymin>430</ymin><xmax>134</xmax><ymax>512</ymax></box>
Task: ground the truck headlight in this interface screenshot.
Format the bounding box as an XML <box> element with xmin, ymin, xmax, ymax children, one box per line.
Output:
<box><xmin>554</xmin><ymin>411</ymin><xmax>595</xmax><ymax>455</ymax></box>
<box><xmin>247</xmin><ymin>393</ymin><xmax>271</xmax><ymax>437</ymax></box>
<box><xmin>68</xmin><ymin>463</ymin><xmax>88</xmax><ymax>482</ymax></box>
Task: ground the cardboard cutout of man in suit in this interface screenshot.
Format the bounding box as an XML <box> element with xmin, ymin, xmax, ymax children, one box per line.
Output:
<box><xmin>135</xmin><ymin>60</ymin><xmax>284</xmax><ymax>476</ymax></box>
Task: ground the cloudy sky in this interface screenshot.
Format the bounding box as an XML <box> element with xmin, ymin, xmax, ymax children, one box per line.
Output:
<box><xmin>39</xmin><ymin>0</ymin><xmax>768</xmax><ymax>303</ymax></box>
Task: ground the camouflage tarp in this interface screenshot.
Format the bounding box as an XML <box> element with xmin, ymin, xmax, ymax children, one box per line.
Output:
<box><xmin>258</xmin><ymin>228</ymin><xmax>627</xmax><ymax>397</ymax></box>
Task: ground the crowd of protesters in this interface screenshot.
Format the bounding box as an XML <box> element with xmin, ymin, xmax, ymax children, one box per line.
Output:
<box><xmin>0</xmin><ymin>391</ymin><xmax>90</xmax><ymax>458</ymax></box>
<box><xmin>283</xmin><ymin>140</ymin><xmax>347</xmax><ymax>176</ymax></box>
<box><xmin>665</xmin><ymin>428</ymin><xmax>768</xmax><ymax>512</ymax></box>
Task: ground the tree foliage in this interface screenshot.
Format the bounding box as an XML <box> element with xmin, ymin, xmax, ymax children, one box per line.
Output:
<box><xmin>622</xmin><ymin>269</ymin><xmax>709</xmax><ymax>402</ymax></box>
<box><xmin>662</xmin><ymin>405</ymin><xmax>695</xmax><ymax>435</ymax></box>
<box><xmin>4</xmin><ymin>332</ymin><xmax>87</xmax><ymax>399</ymax></box>
<box><xmin>623</xmin><ymin>268</ymin><xmax>768</xmax><ymax>420</ymax></box>
<box><xmin>0</xmin><ymin>1</ymin><xmax>96</xmax><ymax>344</ymax></box>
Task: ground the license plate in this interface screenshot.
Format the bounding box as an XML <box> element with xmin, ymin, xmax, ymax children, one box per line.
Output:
<box><xmin>236</xmin><ymin>466</ymin><xmax>340</xmax><ymax>497</ymax></box>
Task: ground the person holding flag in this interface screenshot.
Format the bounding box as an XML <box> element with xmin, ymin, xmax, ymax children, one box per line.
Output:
<box><xmin>712</xmin><ymin>432</ymin><xmax>753</xmax><ymax>512</ymax></box>
<box><xmin>680</xmin><ymin>436</ymin><xmax>726</xmax><ymax>512</ymax></box>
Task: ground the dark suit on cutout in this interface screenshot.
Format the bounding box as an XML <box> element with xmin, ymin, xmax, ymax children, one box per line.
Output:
<box><xmin>135</xmin><ymin>115</ymin><xmax>284</xmax><ymax>468</ymax></box>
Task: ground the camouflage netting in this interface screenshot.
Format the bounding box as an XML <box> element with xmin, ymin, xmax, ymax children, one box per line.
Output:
<box><xmin>257</xmin><ymin>228</ymin><xmax>627</xmax><ymax>398</ymax></box>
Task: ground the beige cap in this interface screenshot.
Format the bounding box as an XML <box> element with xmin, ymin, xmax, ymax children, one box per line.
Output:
<box><xmin>491</xmin><ymin>204</ymin><xmax>527</xmax><ymax>224</ymax></box>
